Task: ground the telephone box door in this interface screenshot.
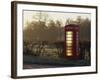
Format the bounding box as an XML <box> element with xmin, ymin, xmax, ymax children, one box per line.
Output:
<box><xmin>65</xmin><ymin>24</ymin><xmax>79</xmax><ymax>59</ymax></box>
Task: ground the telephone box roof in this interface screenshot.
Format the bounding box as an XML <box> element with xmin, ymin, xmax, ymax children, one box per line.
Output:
<box><xmin>65</xmin><ymin>24</ymin><xmax>79</xmax><ymax>31</ymax></box>
<box><xmin>65</xmin><ymin>24</ymin><xmax>79</xmax><ymax>27</ymax></box>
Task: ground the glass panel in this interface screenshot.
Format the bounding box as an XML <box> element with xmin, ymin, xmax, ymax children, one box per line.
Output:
<box><xmin>66</xmin><ymin>40</ymin><xmax>72</xmax><ymax>44</ymax></box>
<box><xmin>66</xmin><ymin>52</ymin><xmax>73</xmax><ymax>56</ymax></box>
<box><xmin>67</xmin><ymin>47</ymin><xmax>72</xmax><ymax>50</ymax></box>
<box><xmin>66</xmin><ymin>50</ymin><xmax>72</xmax><ymax>53</ymax></box>
<box><xmin>66</xmin><ymin>37</ymin><xmax>72</xmax><ymax>40</ymax></box>
<box><xmin>66</xmin><ymin>31</ymin><xmax>73</xmax><ymax>35</ymax></box>
<box><xmin>67</xmin><ymin>43</ymin><xmax>72</xmax><ymax>46</ymax></box>
<box><xmin>66</xmin><ymin>34</ymin><xmax>73</xmax><ymax>38</ymax></box>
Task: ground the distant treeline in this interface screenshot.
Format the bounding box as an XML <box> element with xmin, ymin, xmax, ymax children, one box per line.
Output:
<box><xmin>23</xmin><ymin>14</ymin><xmax>91</xmax><ymax>43</ymax></box>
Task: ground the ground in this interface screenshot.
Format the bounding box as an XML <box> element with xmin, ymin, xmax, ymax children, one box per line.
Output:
<box><xmin>23</xmin><ymin>54</ymin><xmax>90</xmax><ymax>69</ymax></box>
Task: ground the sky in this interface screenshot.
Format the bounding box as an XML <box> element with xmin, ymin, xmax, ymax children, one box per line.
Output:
<box><xmin>23</xmin><ymin>10</ymin><xmax>91</xmax><ymax>28</ymax></box>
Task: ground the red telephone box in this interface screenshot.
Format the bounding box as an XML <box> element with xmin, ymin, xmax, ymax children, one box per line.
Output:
<box><xmin>64</xmin><ymin>24</ymin><xmax>79</xmax><ymax>59</ymax></box>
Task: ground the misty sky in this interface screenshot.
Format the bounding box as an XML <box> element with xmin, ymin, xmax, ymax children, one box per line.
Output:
<box><xmin>23</xmin><ymin>10</ymin><xmax>91</xmax><ymax>28</ymax></box>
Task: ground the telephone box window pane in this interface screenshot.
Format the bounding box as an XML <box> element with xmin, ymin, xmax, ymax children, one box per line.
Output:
<box><xmin>67</xmin><ymin>47</ymin><xmax>72</xmax><ymax>50</ymax></box>
<box><xmin>66</xmin><ymin>50</ymin><xmax>72</xmax><ymax>53</ymax></box>
<box><xmin>66</xmin><ymin>31</ymin><xmax>73</xmax><ymax>35</ymax></box>
<box><xmin>66</xmin><ymin>34</ymin><xmax>73</xmax><ymax>38</ymax></box>
<box><xmin>67</xmin><ymin>43</ymin><xmax>72</xmax><ymax>46</ymax></box>
<box><xmin>66</xmin><ymin>37</ymin><xmax>72</xmax><ymax>40</ymax></box>
<box><xmin>66</xmin><ymin>52</ymin><xmax>73</xmax><ymax>56</ymax></box>
<box><xmin>66</xmin><ymin>40</ymin><xmax>72</xmax><ymax>44</ymax></box>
